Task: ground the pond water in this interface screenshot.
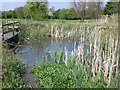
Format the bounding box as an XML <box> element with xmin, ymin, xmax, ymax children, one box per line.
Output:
<box><xmin>15</xmin><ymin>39</ymin><xmax>80</xmax><ymax>88</ymax></box>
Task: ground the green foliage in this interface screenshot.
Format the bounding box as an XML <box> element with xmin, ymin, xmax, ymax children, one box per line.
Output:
<box><xmin>21</xmin><ymin>21</ymin><xmax>51</xmax><ymax>40</ymax></box>
<box><xmin>2</xmin><ymin>49</ymin><xmax>28</xmax><ymax>88</ymax></box>
<box><xmin>30</xmin><ymin>53</ymin><xmax>109</xmax><ymax>88</ymax></box>
<box><xmin>104</xmin><ymin>2</ymin><xmax>118</xmax><ymax>15</ymax></box>
<box><xmin>52</xmin><ymin>8</ymin><xmax>78</xmax><ymax>20</ymax></box>
<box><xmin>30</xmin><ymin>47</ymin><xmax>115</xmax><ymax>88</ymax></box>
<box><xmin>26</xmin><ymin>2</ymin><xmax>48</xmax><ymax>20</ymax></box>
<box><xmin>58</xmin><ymin>8</ymin><xmax>76</xmax><ymax>20</ymax></box>
<box><xmin>2</xmin><ymin>10</ymin><xmax>16</xmax><ymax>18</ymax></box>
<box><xmin>2</xmin><ymin>2</ymin><xmax>105</xmax><ymax>20</ymax></box>
<box><xmin>15</xmin><ymin>7</ymin><xmax>25</xmax><ymax>18</ymax></box>
<box><xmin>30</xmin><ymin>61</ymin><xmax>76</xmax><ymax>88</ymax></box>
<box><xmin>2</xmin><ymin>2</ymin><xmax>48</xmax><ymax>20</ymax></box>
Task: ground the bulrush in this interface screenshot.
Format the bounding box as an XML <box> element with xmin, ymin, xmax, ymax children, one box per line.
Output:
<box><xmin>63</xmin><ymin>16</ymin><xmax>118</xmax><ymax>86</ymax></box>
<box><xmin>35</xmin><ymin>15</ymin><xmax>118</xmax><ymax>87</ymax></box>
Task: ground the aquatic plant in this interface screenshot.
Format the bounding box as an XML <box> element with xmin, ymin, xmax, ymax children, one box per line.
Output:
<box><xmin>31</xmin><ymin>60</ymin><xmax>76</xmax><ymax>88</ymax></box>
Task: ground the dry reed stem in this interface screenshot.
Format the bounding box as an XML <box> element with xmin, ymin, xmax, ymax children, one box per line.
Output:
<box><xmin>49</xmin><ymin>15</ymin><xmax>118</xmax><ymax>86</ymax></box>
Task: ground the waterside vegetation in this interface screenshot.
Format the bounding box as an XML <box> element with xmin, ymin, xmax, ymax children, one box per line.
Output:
<box><xmin>1</xmin><ymin>0</ymin><xmax>119</xmax><ymax>89</ymax></box>
<box><xmin>30</xmin><ymin>14</ymin><xmax>119</xmax><ymax>88</ymax></box>
<box><xmin>2</xmin><ymin>47</ymin><xmax>29</xmax><ymax>88</ymax></box>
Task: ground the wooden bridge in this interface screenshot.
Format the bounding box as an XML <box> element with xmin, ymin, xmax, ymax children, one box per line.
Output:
<box><xmin>1</xmin><ymin>21</ymin><xmax>21</xmax><ymax>41</ymax></box>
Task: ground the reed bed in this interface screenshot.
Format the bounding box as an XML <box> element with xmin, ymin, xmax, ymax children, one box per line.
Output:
<box><xmin>67</xmin><ymin>15</ymin><xmax>118</xmax><ymax>87</ymax></box>
<box><xmin>21</xmin><ymin>18</ymin><xmax>97</xmax><ymax>41</ymax></box>
<box><xmin>31</xmin><ymin>14</ymin><xmax>119</xmax><ymax>88</ymax></box>
<box><xmin>63</xmin><ymin>26</ymin><xmax>119</xmax><ymax>87</ymax></box>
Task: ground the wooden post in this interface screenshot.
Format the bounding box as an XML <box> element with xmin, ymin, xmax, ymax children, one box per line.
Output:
<box><xmin>19</xmin><ymin>21</ymin><xmax>21</xmax><ymax>31</ymax></box>
<box><xmin>2</xmin><ymin>34</ymin><xmax>4</xmax><ymax>41</ymax></box>
<box><xmin>2</xmin><ymin>21</ymin><xmax>4</xmax><ymax>41</ymax></box>
<box><xmin>2</xmin><ymin>25</ymin><xmax>4</xmax><ymax>41</ymax></box>
<box><xmin>12</xmin><ymin>22</ymin><xmax>14</xmax><ymax>35</ymax></box>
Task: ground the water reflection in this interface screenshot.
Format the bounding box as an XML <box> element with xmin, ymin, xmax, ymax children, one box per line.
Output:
<box><xmin>17</xmin><ymin>39</ymin><xmax>78</xmax><ymax>65</ymax></box>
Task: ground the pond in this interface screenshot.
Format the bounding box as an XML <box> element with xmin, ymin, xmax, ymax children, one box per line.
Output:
<box><xmin>14</xmin><ymin>38</ymin><xmax>80</xmax><ymax>88</ymax></box>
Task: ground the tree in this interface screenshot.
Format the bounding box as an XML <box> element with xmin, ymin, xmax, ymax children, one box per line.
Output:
<box><xmin>87</xmin><ymin>2</ymin><xmax>103</xmax><ymax>19</ymax></box>
<box><xmin>26</xmin><ymin>1</ymin><xmax>48</xmax><ymax>20</ymax></box>
<box><xmin>2</xmin><ymin>11</ymin><xmax>6</xmax><ymax>18</ymax></box>
<box><xmin>12</xmin><ymin>10</ymin><xmax>17</xmax><ymax>18</ymax></box>
<box><xmin>72</xmin><ymin>0</ymin><xmax>88</xmax><ymax>21</ymax></box>
<box><xmin>53</xmin><ymin>9</ymin><xmax>60</xmax><ymax>19</ymax></box>
<box><xmin>2</xmin><ymin>10</ymin><xmax>14</xmax><ymax>18</ymax></box>
<box><xmin>48</xmin><ymin>6</ymin><xmax>55</xmax><ymax>19</ymax></box>
<box><xmin>58</xmin><ymin>8</ymin><xmax>76</xmax><ymax>20</ymax></box>
<box><xmin>23</xmin><ymin>5</ymin><xmax>31</xmax><ymax>19</ymax></box>
<box><xmin>58</xmin><ymin>8</ymin><xmax>67</xmax><ymax>19</ymax></box>
<box><xmin>66</xmin><ymin>8</ymin><xmax>76</xmax><ymax>20</ymax></box>
<box><xmin>15</xmin><ymin>7</ymin><xmax>25</xmax><ymax>18</ymax></box>
<box><xmin>104</xmin><ymin>2</ymin><xmax>118</xmax><ymax>15</ymax></box>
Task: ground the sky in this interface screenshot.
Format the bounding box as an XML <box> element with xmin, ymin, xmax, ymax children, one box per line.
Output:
<box><xmin>1</xmin><ymin>0</ymin><xmax>107</xmax><ymax>11</ymax></box>
<box><xmin>1</xmin><ymin>2</ymin><xmax>71</xmax><ymax>11</ymax></box>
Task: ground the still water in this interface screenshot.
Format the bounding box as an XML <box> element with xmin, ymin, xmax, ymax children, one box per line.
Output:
<box><xmin>15</xmin><ymin>39</ymin><xmax>79</xmax><ymax>88</ymax></box>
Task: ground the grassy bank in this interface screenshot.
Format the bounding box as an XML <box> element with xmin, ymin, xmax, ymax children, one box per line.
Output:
<box><xmin>2</xmin><ymin>48</ymin><xmax>28</xmax><ymax>88</ymax></box>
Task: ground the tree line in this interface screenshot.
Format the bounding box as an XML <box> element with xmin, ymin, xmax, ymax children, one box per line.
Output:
<box><xmin>1</xmin><ymin>1</ymin><xmax>118</xmax><ymax>21</ymax></box>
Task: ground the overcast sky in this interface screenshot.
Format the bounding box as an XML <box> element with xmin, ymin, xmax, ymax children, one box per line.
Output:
<box><xmin>1</xmin><ymin>0</ymin><xmax>107</xmax><ymax>11</ymax></box>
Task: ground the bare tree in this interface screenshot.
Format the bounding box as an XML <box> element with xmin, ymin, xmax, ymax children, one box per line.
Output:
<box><xmin>87</xmin><ymin>1</ymin><xmax>103</xmax><ymax>19</ymax></box>
<box><xmin>72</xmin><ymin>0</ymin><xmax>103</xmax><ymax>20</ymax></box>
<box><xmin>94</xmin><ymin>2</ymin><xmax>103</xmax><ymax>19</ymax></box>
<box><xmin>72</xmin><ymin>0</ymin><xmax>88</xmax><ymax>21</ymax></box>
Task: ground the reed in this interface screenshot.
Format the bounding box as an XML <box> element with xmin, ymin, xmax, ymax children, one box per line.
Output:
<box><xmin>62</xmin><ymin>15</ymin><xmax>119</xmax><ymax>87</ymax></box>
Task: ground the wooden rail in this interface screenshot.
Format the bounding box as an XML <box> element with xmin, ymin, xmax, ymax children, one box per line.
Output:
<box><xmin>2</xmin><ymin>21</ymin><xmax>19</xmax><ymax>27</ymax></box>
<box><xmin>2</xmin><ymin>21</ymin><xmax>21</xmax><ymax>41</ymax></box>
